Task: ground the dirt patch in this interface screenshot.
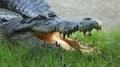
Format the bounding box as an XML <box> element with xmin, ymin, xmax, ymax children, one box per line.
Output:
<box><xmin>47</xmin><ymin>0</ymin><xmax>120</xmax><ymax>31</ymax></box>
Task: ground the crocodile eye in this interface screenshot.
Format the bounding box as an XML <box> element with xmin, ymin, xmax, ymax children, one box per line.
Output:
<box><xmin>83</xmin><ymin>18</ymin><xmax>92</xmax><ymax>20</ymax></box>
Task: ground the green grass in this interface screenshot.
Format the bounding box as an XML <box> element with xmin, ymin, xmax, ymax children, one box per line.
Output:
<box><xmin>0</xmin><ymin>28</ymin><xmax>120</xmax><ymax>67</ymax></box>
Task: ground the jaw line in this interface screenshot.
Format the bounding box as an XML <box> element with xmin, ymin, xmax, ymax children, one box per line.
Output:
<box><xmin>34</xmin><ymin>31</ymin><xmax>97</xmax><ymax>53</ymax></box>
<box><xmin>34</xmin><ymin>32</ymin><xmax>80</xmax><ymax>50</ymax></box>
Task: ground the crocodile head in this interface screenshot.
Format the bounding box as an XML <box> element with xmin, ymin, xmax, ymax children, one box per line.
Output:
<box><xmin>27</xmin><ymin>17</ymin><xmax>102</xmax><ymax>54</ymax></box>
<box><xmin>0</xmin><ymin>0</ymin><xmax>102</xmax><ymax>54</ymax></box>
<box><xmin>0</xmin><ymin>13</ymin><xmax>102</xmax><ymax>54</ymax></box>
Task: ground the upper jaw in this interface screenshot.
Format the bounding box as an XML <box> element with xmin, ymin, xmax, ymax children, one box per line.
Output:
<box><xmin>31</xmin><ymin>17</ymin><xmax>102</xmax><ymax>34</ymax></box>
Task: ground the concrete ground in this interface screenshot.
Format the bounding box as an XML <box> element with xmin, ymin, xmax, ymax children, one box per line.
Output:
<box><xmin>47</xmin><ymin>0</ymin><xmax>120</xmax><ymax>31</ymax></box>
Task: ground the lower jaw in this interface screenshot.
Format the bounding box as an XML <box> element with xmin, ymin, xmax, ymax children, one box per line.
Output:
<box><xmin>34</xmin><ymin>32</ymin><xmax>100</xmax><ymax>54</ymax></box>
<box><xmin>35</xmin><ymin>32</ymin><xmax>80</xmax><ymax>50</ymax></box>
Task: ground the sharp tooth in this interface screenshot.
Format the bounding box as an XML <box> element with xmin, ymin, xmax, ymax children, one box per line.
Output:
<box><xmin>60</xmin><ymin>32</ymin><xmax>62</xmax><ymax>35</ymax></box>
<box><xmin>56</xmin><ymin>43</ymin><xmax>60</xmax><ymax>47</ymax></box>
<box><xmin>70</xmin><ymin>33</ymin><xmax>74</xmax><ymax>35</ymax></box>
<box><xmin>63</xmin><ymin>33</ymin><xmax>66</xmax><ymax>38</ymax></box>
<box><xmin>71</xmin><ymin>32</ymin><xmax>73</xmax><ymax>35</ymax></box>
<box><xmin>74</xmin><ymin>25</ymin><xmax>78</xmax><ymax>31</ymax></box>
<box><xmin>58</xmin><ymin>44</ymin><xmax>60</xmax><ymax>47</ymax></box>
<box><xmin>70</xmin><ymin>31</ymin><xmax>73</xmax><ymax>34</ymax></box>
<box><xmin>55</xmin><ymin>41</ymin><xmax>58</xmax><ymax>45</ymax></box>
<box><xmin>67</xmin><ymin>34</ymin><xmax>70</xmax><ymax>38</ymax></box>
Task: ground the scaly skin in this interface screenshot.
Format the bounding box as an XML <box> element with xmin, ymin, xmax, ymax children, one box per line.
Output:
<box><xmin>0</xmin><ymin>0</ymin><xmax>56</xmax><ymax>23</ymax></box>
<box><xmin>0</xmin><ymin>0</ymin><xmax>50</xmax><ymax>17</ymax></box>
<box><xmin>14</xmin><ymin>17</ymin><xmax>102</xmax><ymax>37</ymax></box>
<box><xmin>0</xmin><ymin>0</ymin><xmax>102</xmax><ymax>35</ymax></box>
<box><xmin>12</xmin><ymin>17</ymin><xmax>102</xmax><ymax>53</ymax></box>
<box><xmin>0</xmin><ymin>0</ymin><xmax>102</xmax><ymax>53</ymax></box>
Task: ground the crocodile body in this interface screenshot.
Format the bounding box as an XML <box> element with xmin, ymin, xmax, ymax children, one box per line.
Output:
<box><xmin>0</xmin><ymin>0</ymin><xmax>102</xmax><ymax>53</ymax></box>
<box><xmin>0</xmin><ymin>0</ymin><xmax>53</xmax><ymax>18</ymax></box>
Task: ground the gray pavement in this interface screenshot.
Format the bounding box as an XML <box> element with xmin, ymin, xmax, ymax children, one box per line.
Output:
<box><xmin>47</xmin><ymin>0</ymin><xmax>120</xmax><ymax>31</ymax></box>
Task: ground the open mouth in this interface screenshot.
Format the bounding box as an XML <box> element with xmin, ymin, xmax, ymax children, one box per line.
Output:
<box><xmin>34</xmin><ymin>31</ymin><xmax>100</xmax><ymax>54</ymax></box>
<box><xmin>0</xmin><ymin>7</ymin><xmax>102</xmax><ymax>54</ymax></box>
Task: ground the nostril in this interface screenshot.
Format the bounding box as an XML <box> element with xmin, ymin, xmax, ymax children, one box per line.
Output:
<box><xmin>83</xmin><ymin>17</ymin><xmax>92</xmax><ymax>20</ymax></box>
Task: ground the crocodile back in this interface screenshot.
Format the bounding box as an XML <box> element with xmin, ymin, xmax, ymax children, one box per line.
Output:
<box><xmin>0</xmin><ymin>0</ymin><xmax>53</xmax><ymax>18</ymax></box>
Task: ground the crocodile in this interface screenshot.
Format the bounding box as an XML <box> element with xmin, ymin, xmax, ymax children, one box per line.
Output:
<box><xmin>0</xmin><ymin>0</ymin><xmax>102</xmax><ymax>53</ymax></box>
